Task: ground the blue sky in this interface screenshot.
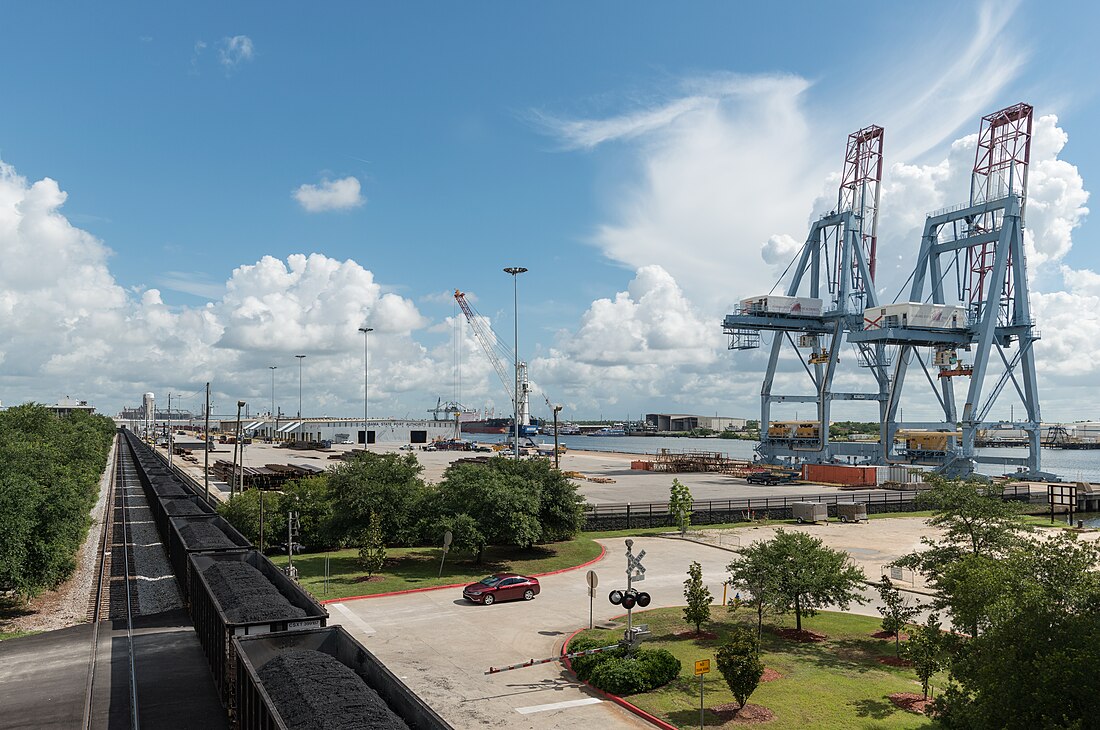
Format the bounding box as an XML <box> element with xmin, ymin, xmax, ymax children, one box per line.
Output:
<box><xmin>1</xmin><ymin>2</ymin><xmax>1098</xmax><ymax>422</ymax></box>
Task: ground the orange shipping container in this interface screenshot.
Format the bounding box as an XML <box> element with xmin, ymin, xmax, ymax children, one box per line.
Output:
<box><xmin>630</xmin><ymin>460</ymin><xmax>653</xmax><ymax>471</ymax></box>
<box><xmin>802</xmin><ymin>463</ymin><xmax>877</xmax><ymax>486</ymax></box>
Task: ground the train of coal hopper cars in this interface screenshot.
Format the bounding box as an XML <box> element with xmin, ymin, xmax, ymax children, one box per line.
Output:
<box><xmin>120</xmin><ymin>429</ymin><xmax>450</xmax><ymax>730</ymax></box>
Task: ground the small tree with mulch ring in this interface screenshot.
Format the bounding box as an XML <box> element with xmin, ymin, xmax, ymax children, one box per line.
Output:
<box><xmin>904</xmin><ymin>612</ymin><xmax>946</xmax><ymax>700</ymax></box>
<box><xmin>715</xmin><ymin>627</ymin><xmax>765</xmax><ymax>714</ymax></box>
<box><xmin>683</xmin><ymin>561</ymin><xmax>713</xmax><ymax>634</ymax></box>
<box><xmin>876</xmin><ymin>576</ymin><xmax>921</xmax><ymax>657</ymax></box>
<box><xmin>669</xmin><ymin>478</ymin><xmax>694</xmax><ymax>536</ymax></box>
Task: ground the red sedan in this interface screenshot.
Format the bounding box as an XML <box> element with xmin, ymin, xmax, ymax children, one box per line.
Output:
<box><xmin>462</xmin><ymin>573</ymin><xmax>540</xmax><ymax>605</ymax></box>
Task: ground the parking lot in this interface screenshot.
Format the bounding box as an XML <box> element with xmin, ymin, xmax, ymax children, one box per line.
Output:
<box><xmin>326</xmin><ymin>518</ymin><xmax>957</xmax><ymax>729</ymax></box>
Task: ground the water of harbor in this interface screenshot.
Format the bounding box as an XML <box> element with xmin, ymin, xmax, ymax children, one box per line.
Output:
<box><xmin>474</xmin><ymin>433</ymin><xmax>1100</xmax><ymax>482</ymax></box>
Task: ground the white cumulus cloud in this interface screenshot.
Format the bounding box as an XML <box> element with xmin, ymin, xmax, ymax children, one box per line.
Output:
<box><xmin>292</xmin><ymin>176</ymin><xmax>365</xmax><ymax>213</ymax></box>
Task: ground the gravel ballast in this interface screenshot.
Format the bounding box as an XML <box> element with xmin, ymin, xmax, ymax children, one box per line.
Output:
<box><xmin>257</xmin><ymin>650</ymin><xmax>409</xmax><ymax>730</ymax></box>
<box><xmin>201</xmin><ymin>562</ymin><xmax>306</xmax><ymax>623</ymax></box>
<box><xmin>177</xmin><ymin>522</ymin><xmax>238</xmax><ymax>550</ymax></box>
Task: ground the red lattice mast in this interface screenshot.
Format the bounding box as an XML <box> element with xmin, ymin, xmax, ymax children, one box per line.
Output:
<box><xmin>837</xmin><ymin>125</ymin><xmax>884</xmax><ymax>284</ymax></box>
<box><xmin>966</xmin><ymin>102</ymin><xmax>1033</xmax><ymax>310</ymax></box>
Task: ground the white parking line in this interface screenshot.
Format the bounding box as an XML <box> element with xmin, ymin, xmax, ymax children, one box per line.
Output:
<box><xmin>515</xmin><ymin>698</ymin><xmax>602</xmax><ymax>714</ymax></box>
<box><xmin>327</xmin><ymin>602</ymin><xmax>376</xmax><ymax>636</ymax></box>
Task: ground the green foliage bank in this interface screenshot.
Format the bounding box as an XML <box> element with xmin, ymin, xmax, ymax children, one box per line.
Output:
<box><xmin>0</xmin><ymin>405</ymin><xmax>116</xmax><ymax>599</ymax></box>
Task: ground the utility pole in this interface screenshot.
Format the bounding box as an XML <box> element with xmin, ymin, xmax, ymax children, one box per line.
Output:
<box><xmin>233</xmin><ymin>400</ymin><xmax>245</xmax><ymax>497</ymax></box>
<box><xmin>204</xmin><ymin>382</ymin><xmax>210</xmax><ymax>502</ymax></box>
<box><xmin>269</xmin><ymin>366</ymin><xmax>277</xmax><ymax>440</ymax></box>
<box><xmin>296</xmin><ymin>354</ymin><xmax>306</xmax><ymax>442</ymax></box>
<box><xmin>167</xmin><ymin>392</ymin><xmax>173</xmax><ymax>466</ymax></box>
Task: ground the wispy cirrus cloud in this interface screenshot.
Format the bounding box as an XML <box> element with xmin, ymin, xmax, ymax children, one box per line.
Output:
<box><xmin>292</xmin><ymin>176</ymin><xmax>365</xmax><ymax>213</ymax></box>
<box><xmin>219</xmin><ymin>35</ymin><xmax>254</xmax><ymax>69</ymax></box>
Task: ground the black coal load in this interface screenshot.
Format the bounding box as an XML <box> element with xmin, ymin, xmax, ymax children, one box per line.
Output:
<box><xmin>257</xmin><ymin>650</ymin><xmax>409</xmax><ymax>730</ymax></box>
<box><xmin>202</xmin><ymin>562</ymin><xmax>306</xmax><ymax>623</ymax></box>
<box><xmin>178</xmin><ymin>521</ymin><xmax>238</xmax><ymax>550</ymax></box>
<box><xmin>151</xmin><ymin>480</ymin><xmax>188</xmax><ymax>497</ymax></box>
<box><xmin>164</xmin><ymin>499</ymin><xmax>206</xmax><ymax>516</ymax></box>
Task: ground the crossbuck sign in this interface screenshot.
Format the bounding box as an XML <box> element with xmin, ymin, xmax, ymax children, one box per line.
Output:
<box><xmin>626</xmin><ymin>544</ymin><xmax>646</xmax><ymax>584</ymax></box>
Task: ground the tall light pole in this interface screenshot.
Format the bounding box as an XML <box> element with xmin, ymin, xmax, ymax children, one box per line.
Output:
<box><xmin>268</xmin><ymin>365</ymin><xmax>277</xmax><ymax>440</ymax></box>
<box><xmin>294</xmin><ymin>351</ymin><xmax>308</xmax><ymax>419</ymax></box>
<box><xmin>358</xmin><ymin>326</ymin><xmax>373</xmax><ymax>444</ymax></box>
<box><xmin>504</xmin><ymin>267</ymin><xmax>527</xmax><ymax>459</ymax></box>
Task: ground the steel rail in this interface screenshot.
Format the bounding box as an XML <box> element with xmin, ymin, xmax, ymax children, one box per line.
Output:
<box><xmin>118</xmin><ymin>442</ymin><xmax>141</xmax><ymax>729</ymax></box>
<box><xmin>82</xmin><ymin>435</ymin><xmax>118</xmax><ymax>729</ymax></box>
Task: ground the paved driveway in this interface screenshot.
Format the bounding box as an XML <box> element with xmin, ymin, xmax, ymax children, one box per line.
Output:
<box><xmin>328</xmin><ymin>537</ymin><xmax>733</xmax><ymax>729</ymax></box>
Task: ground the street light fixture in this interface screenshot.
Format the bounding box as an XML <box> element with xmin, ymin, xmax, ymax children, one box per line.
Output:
<box><xmin>358</xmin><ymin>326</ymin><xmax>374</xmax><ymax>444</ymax></box>
<box><xmin>503</xmin><ymin>267</ymin><xmax>528</xmax><ymax>459</ymax></box>
<box><xmin>294</xmin><ymin>354</ymin><xmax>308</xmax><ymax>422</ymax></box>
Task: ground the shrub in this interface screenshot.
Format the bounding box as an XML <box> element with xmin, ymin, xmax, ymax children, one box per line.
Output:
<box><xmin>567</xmin><ymin>635</ymin><xmax>623</xmax><ymax>681</ymax></box>
<box><xmin>585</xmin><ymin>648</ymin><xmax>681</xmax><ymax>695</ymax></box>
<box><xmin>715</xmin><ymin>628</ymin><xmax>764</xmax><ymax>709</ymax></box>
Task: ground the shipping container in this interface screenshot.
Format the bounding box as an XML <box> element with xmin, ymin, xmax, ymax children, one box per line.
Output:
<box><xmin>875</xmin><ymin>465</ymin><xmax>926</xmax><ymax>486</ymax></box>
<box><xmin>234</xmin><ymin>626</ymin><xmax>451</xmax><ymax>730</ymax></box>
<box><xmin>837</xmin><ymin>503</ymin><xmax>868</xmax><ymax>523</ymax></box>
<box><xmin>802</xmin><ymin>463</ymin><xmax>878</xmax><ymax>486</ymax></box>
<box><xmin>792</xmin><ymin>502</ymin><xmax>828</xmax><ymax>524</ymax></box>
<box><xmin>167</xmin><ymin>514</ymin><xmax>252</xmax><ymax>604</ymax></box>
<box><xmin>740</xmin><ymin>295</ymin><xmax>824</xmax><ymax>317</ymax></box>
<box><xmin>863</xmin><ymin>302</ymin><xmax>966</xmax><ymax>331</ymax></box>
<box><xmin>630</xmin><ymin>460</ymin><xmax>653</xmax><ymax>470</ymax></box>
<box><xmin>188</xmin><ymin>551</ymin><xmax>328</xmax><ymax>705</ymax></box>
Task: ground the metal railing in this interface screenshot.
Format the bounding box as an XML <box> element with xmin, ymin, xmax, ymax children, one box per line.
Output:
<box><xmin>583</xmin><ymin>483</ymin><xmax>1035</xmax><ymax>525</ymax></box>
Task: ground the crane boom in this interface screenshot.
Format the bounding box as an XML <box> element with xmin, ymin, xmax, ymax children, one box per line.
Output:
<box><xmin>455</xmin><ymin>289</ymin><xmax>514</xmax><ymax>404</ymax></box>
<box><xmin>454</xmin><ymin>289</ymin><xmax>533</xmax><ymax>431</ymax></box>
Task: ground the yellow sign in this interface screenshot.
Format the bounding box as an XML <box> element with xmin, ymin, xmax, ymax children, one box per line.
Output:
<box><xmin>694</xmin><ymin>659</ymin><xmax>711</xmax><ymax>675</ymax></box>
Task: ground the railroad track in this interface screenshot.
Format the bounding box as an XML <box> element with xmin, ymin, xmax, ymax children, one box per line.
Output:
<box><xmin>83</xmin><ymin>435</ymin><xmax>141</xmax><ymax>729</ymax></box>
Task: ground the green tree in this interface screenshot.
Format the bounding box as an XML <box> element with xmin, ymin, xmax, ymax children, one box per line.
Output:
<box><xmin>745</xmin><ymin>529</ymin><xmax>866</xmax><ymax>631</ymax></box>
<box><xmin>715</xmin><ymin>627</ymin><xmax>764</xmax><ymax>713</ymax></box>
<box><xmin>0</xmin><ymin>405</ymin><xmax>116</xmax><ymax>598</ymax></box>
<box><xmin>876</xmin><ymin>576</ymin><xmax>921</xmax><ymax>657</ymax></box>
<box><xmin>327</xmin><ymin>451</ymin><xmax>426</xmax><ymax>545</ymax></box>
<box><xmin>668</xmin><ymin>478</ymin><xmax>693</xmax><ymax>536</ymax></box>
<box><xmin>432</xmin><ymin>461</ymin><xmax>542</xmax><ymax>562</ymax></box>
<box><xmin>358</xmin><ymin>511</ymin><xmax>386</xmax><ymax>578</ymax></box>
<box><xmin>278</xmin><ymin>476</ymin><xmax>335</xmax><ymax>550</ymax></box>
<box><xmin>903</xmin><ymin>612</ymin><xmax>945</xmax><ymax>701</ymax></box>
<box><xmin>897</xmin><ymin>475</ymin><xmax>1031</xmax><ymax>637</ymax></box>
<box><xmin>726</xmin><ymin>542</ymin><xmax>778</xmax><ymax>640</ymax></box>
<box><xmin>218</xmin><ymin>488</ymin><xmax>283</xmax><ymax>548</ymax></box>
<box><xmin>934</xmin><ymin>533</ymin><xmax>1100</xmax><ymax>726</ymax></box>
<box><xmin>682</xmin><ymin>561</ymin><xmax>713</xmax><ymax>634</ymax></box>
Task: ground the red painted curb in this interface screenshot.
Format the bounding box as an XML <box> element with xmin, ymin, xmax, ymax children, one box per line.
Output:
<box><xmin>559</xmin><ymin>626</ymin><xmax>677</xmax><ymax>730</ymax></box>
<box><xmin>320</xmin><ymin>543</ymin><xmax>607</xmax><ymax>605</ymax></box>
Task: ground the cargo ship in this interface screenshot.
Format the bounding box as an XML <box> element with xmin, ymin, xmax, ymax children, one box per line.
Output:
<box><xmin>460</xmin><ymin>417</ymin><xmax>512</xmax><ymax>434</ymax></box>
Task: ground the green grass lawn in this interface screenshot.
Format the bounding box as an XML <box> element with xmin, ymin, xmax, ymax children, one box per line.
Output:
<box><xmin>0</xmin><ymin>630</ymin><xmax>35</xmax><ymax>642</ymax></box>
<box><xmin>270</xmin><ymin>537</ymin><xmax>603</xmax><ymax>601</ymax></box>
<box><xmin>571</xmin><ymin>608</ymin><xmax>942</xmax><ymax>729</ymax></box>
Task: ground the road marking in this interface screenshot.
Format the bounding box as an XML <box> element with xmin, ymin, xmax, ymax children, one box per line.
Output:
<box><xmin>327</xmin><ymin>602</ymin><xmax>376</xmax><ymax>636</ymax></box>
<box><xmin>515</xmin><ymin>698</ymin><xmax>602</xmax><ymax>714</ymax></box>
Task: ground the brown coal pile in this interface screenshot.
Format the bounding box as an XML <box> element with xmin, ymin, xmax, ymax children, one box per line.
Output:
<box><xmin>201</xmin><ymin>562</ymin><xmax>307</xmax><ymax>623</ymax></box>
<box><xmin>178</xmin><ymin>522</ymin><xmax>238</xmax><ymax>550</ymax></box>
<box><xmin>164</xmin><ymin>499</ymin><xmax>205</xmax><ymax>516</ymax></box>
<box><xmin>258</xmin><ymin>650</ymin><xmax>409</xmax><ymax>730</ymax></box>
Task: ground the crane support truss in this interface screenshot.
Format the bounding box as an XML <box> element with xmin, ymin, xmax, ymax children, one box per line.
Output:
<box><xmin>723</xmin><ymin>126</ymin><xmax>890</xmax><ymax>466</ymax></box>
<box><xmin>848</xmin><ymin>103</ymin><xmax>1048</xmax><ymax>479</ymax></box>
